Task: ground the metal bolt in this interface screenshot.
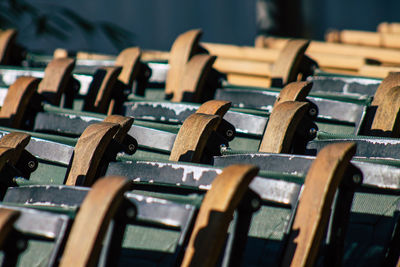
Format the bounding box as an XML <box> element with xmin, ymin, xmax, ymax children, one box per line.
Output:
<box><xmin>309</xmin><ymin>108</ymin><xmax>317</xmax><ymax>117</ymax></box>
<box><xmin>309</xmin><ymin>128</ymin><xmax>317</xmax><ymax>137</ymax></box>
<box><xmin>352</xmin><ymin>174</ymin><xmax>362</xmax><ymax>184</ymax></box>
<box><xmin>226</xmin><ymin>129</ymin><xmax>234</xmax><ymax>137</ymax></box>
<box><xmin>251</xmin><ymin>198</ymin><xmax>261</xmax><ymax>211</ymax></box>
<box><xmin>16</xmin><ymin>239</ymin><xmax>26</xmax><ymax>250</ymax></box>
<box><xmin>28</xmin><ymin>161</ymin><xmax>36</xmax><ymax>169</ymax></box>
<box><xmin>126</xmin><ymin>208</ymin><xmax>136</xmax><ymax>219</ymax></box>
<box><xmin>128</xmin><ymin>143</ymin><xmax>136</xmax><ymax>151</ymax></box>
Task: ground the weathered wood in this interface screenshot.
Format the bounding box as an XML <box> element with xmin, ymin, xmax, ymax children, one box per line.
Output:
<box><xmin>0</xmin><ymin>132</ymin><xmax>30</xmax><ymax>164</ymax></box>
<box><xmin>0</xmin><ymin>76</ymin><xmax>40</xmax><ymax>128</ymax></box>
<box><xmin>83</xmin><ymin>66</ymin><xmax>122</xmax><ymax>114</ymax></box>
<box><xmin>37</xmin><ymin>58</ymin><xmax>76</xmax><ymax>105</ymax></box>
<box><xmin>59</xmin><ymin>176</ymin><xmax>132</xmax><ymax>267</ymax></box>
<box><xmin>114</xmin><ymin>47</ymin><xmax>142</xmax><ymax>87</ymax></box>
<box><xmin>369</xmin><ymin>86</ymin><xmax>400</xmax><ymax>137</ymax></box>
<box><xmin>103</xmin><ymin>115</ymin><xmax>134</xmax><ymax>143</ymax></box>
<box><xmin>259</xmin><ymin>101</ymin><xmax>309</xmax><ymax>153</ymax></box>
<box><xmin>65</xmin><ymin>122</ymin><xmax>119</xmax><ymax>186</ymax></box>
<box><xmin>196</xmin><ymin>100</ymin><xmax>231</xmax><ymax>117</ymax></box>
<box><xmin>281</xmin><ymin>142</ymin><xmax>356</xmax><ymax>267</ymax></box>
<box><xmin>0</xmin><ymin>29</ymin><xmax>17</xmax><ymax>65</ymax></box>
<box><xmin>172</xmin><ymin>54</ymin><xmax>216</xmax><ymax>102</ymax></box>
<box><xmin>270</xmin><ymin>39</ymin><xmax>310</xmax><ymax>87</ymax></box>
<box><xmin>181</xmin><ymin>164</ymin><xmax>259</xmax><ymax>267</ymax></box>
<box><xmin>372</xmin><ymin>72</ymin><xmax>400</xmax><ymax>106</ymax></box>
<box><xmin>165</xmin><ymin>29</ymin><xmax>204</xmax><ymax>96</ymax></box>
<box><xmin>169</xmin><ymin>113</ymin><xmax>220</xmax><ymax>162</ymax></box>
<box><xmin>274</xmin><ymin>81</ymin><xmax>312</xmax><ymax>107</ymax></box>
<box><xmin>0</xmin><ymin>208</ymin><xmax>20</xmax><ymax>250</ymax></box>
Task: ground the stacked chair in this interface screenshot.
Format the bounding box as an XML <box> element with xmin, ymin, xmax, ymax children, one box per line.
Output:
<box><xmin>0</xmin><ymin>23</ymin><xmax>398</xmax><ymax>267</ymax></box>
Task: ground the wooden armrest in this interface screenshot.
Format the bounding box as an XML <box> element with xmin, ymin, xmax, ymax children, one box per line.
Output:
<box><xmin>165</xmin><ymin>29</ymin><xmax>204</xmax><ymax>96</ymax></box>
<box><xmin>0</xmin><ymin>76</ymin><xmax>40</xmax><ymax>128</ymax></box>
<box><xmin>0</xmin><ymin>29</ymin><xmax>17</xmax><ymax>65</ymax></box>
<box><xmin>181</xmin><ymin>164</ymin><xmax>259</xmax><ymax>267</ymax></box>
<box><xmin>372</xmin><ymin>72</ymin><xmax>400</xmax><ymax>106</ymax></box>
<box><xmin>271</xmin><ymin>39</ymin><xmax>310</xmax><ymax>87</ymax></box>
<box><xmin>196</xmin><ymin>100</ymin><xmax>231</xmax><ymax>117</ymax></box>
<box><xmin>59</xmin><ymin>176</ymin><xmax>132</xmax><ymax>267</ymax></box>
<box><xmin>83</xmin><ymin>66</ymin><xmax>122</xmax><ymax>114</ymax></box>
<box><xmin>115</xmin><ymin>47</ymin><xmax>142</xmax><ymax>88</ymax></box>
<box><xmin>0</xmin><ymin>208</ymin><xmax>20</xmax><ymax>250</ymax></box>
<box><xmin>103</xmin><ymin>115</ymin><xmax>134</xmax><ymax>143</ymax></box>
<box><xmin>172</xmin><ymin>54</ymin><xmax>216</xmax><ymax>102</ymax></box>
<box><xmin>282</xmin><ymin>142</ymin><xmax>356</xmax><ymax>267</ymax></box>
<box><xmin>37</xmin><ymin>58</ymin><xmax>76</xmax><ymax>105</ymax></box>
<box><xmin>170</xmin><ymin>113</ymin><xmax>220</xmax><ymax>162</ymax></box>
<box><xmin>65</xmin><ymin>122</ymin><xmax>119</xmax><ymax>186</ymax></box>
<box><xmin>0</xmin><ymin>132</ymin><xmax>30</xmax><ymax>164</ymax></box>
<box><xmin>259</xmin><ymin>101</ymin><xmax>309</xmax><ymax>153</ymax></box>
<box><xmin>274</xmin><ymin>81</ymin><xmax>313</xmax><ymax>108</ymax></box>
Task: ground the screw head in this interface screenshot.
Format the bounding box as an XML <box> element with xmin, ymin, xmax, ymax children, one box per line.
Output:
<box><xmin>128</xmin><ymin>143</ymin><xmax>136</xmax><ymax>151</ymax></box>
<box><xmin>226</xmin><ymin>129</ymin><xmax>234</xmax><ymax>137</ymax></box>
<box><xmin>28</xmin><ymin>161</ymin><xmax>36</xmax><ymax>169</ymax></box>
<box><xmin>309</xmin><ymin>108</ymin><xmax>317</xmax><ymax>117</ymax></box>
<box><xmin>352</xmin><ymin>174</ymin><xmax>362</xmax><ymax>184</ymax></box>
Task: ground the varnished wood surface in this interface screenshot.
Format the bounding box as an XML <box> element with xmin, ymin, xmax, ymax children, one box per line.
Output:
<box><xmin>196</xmin><ymin>100</ymin><xmax>231</xmax><ymax>117</ymax></box>
<box><xmin>169</xmin><ymin>113</ymin><xmax>220</xmax><ymax>163</ymax></box>
<box><xmin>282</xmin><ymin>142</ymin><xmax>356</xmax><ymax>267</ymax></box>
<box><xmin>59</xmin><ymin>176</ymin><xmax>132</xmax><ymax>267</ymax></box>
<box><xmin>274</xmin><ymin>81</ymin><xmax>312</xmax><ymax>107</ymax></box>
<box><xmin>259</xmin><ymin>101</ymin><xmax>309</xmax><ymax>153</ymax></box>
<box><xmin>114</xmin><ymin>47</ymin><xmax>142</xmax><ymax>87</ymax></box>
<box><xmin>180</xmin><ymin>164</ymin><xmax>259</xmax><ymax>267</ymax></box>
<box><xmin>0</xmin><ymin>132</ymin><xmax>31</xmax><ymax>164</ymax></box>
<box><xmin>372</xmin><ymin>72</ymin><xmax>400</xmax><ymax>106</ymax></box>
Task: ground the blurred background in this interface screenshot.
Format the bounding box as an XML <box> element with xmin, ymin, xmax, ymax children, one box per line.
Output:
<box><xmin>1</xmin><ymin>0</ymin><xmax>400</xmax><ymax>54</ymax></box>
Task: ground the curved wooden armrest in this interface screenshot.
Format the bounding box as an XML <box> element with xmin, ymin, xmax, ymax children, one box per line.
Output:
<box><xmin>59</xmin><ymin>176</ymin><xmax>132</xmax><ymax>267</ymax></box>
<box><xmin>0</xmin><ymin>132</ymin><xmax>31</xmax><ymax>164</ymax></box>
<box><xmin>274</xmin><ymin>81</ymin><xmax>313</xmax><ymax>108</ymax></box>
<box><xmin>65</xmin><ymin>122</ymin><xmax>119</xmax><ymax>186</ymax></box>
<box><xmin>103</xmin><ymin>115</ymin><xmax>134</xmax><ymax>143</ymax></box>
<box><xmin>166</xmin><ymin>29</ymin><xmax>204</xmax><ymax>96</ymax></box>
<box><xmin>0</xmin><ymin>76</ymin><xmax>40</xmax><ymax>128</ymax></box>
<box><xmin>372</xmin><ymin>72</ymin><xmax>400</xmax><ymax>106</ymax></box>
<box><xmin>170</xmin><ymin>113</ymin><xmax>220</xmax><ymax>162</ymax></box>
<box><xmin>281</xmin><ymin>142</ymin><xmax>356</xmax><ymax>267</ymax></box>
<box><xmin>37</xmin><ymin>58</ymin><xmax>76</xmax><ymax>105</ymax></box>
<box><xmin>181</xmin><ymin>164</ymin><xmax>259</xmax><ymax>267</ymax></box>
<box><xmin>196</xmin><ymin>100</ymin><xmax>231</xmax><ymax>117</ymax></box>
<box><xmin>271</xmin><ymin>39</ymin><xmax>310</xmax><ymax>87</ymax></box>
<box><xmin>0</xmin><ymin>29</ymin><xmax>17</xmax><ymax>65</ymax></box>
<box><xmin>259</xmin><ymin>101</ymin><xmax>309</xmax><ymax>153</ymax></box>
<box><xmin>115</xmin><ymin>47</ymin><xmax>142</xmax><ymax>88</ymax></box>
<box><xmin>53</xmin><ymin>48</ymin><xmax>69</xmax><ymax>59</ymax></box>
<box><xmin>83</xmin><ymin>66</ymin><xmax>122</xmax><ymax>114</ymax></box>
<box><xmin>369</xmin><ymin>86</ymin><xmax>400</xmax><ymax>137</ymax></box>
<box><xmin>172</xmin><ymin>54</ymin><xmax>216</xmax><ymax>102</ymax></box>
<box><xmin>0</xmin><ymin>208</ymin><xmax>20</xmax><ymax>250</ymax></box>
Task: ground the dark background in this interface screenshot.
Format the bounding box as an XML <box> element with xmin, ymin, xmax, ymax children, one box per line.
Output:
<box><xmin>1</xmin><ymin>0</ymin><xmax>400</xmax><ymax>54</ymax></box>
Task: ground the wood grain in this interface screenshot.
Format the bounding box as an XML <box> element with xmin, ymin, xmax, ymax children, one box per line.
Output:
<box><xmin>372</xmin><ymin>72</ymin><xmax>400</xmax><ymax>106</ymax></box>
<box><xmin>0</xmin><ymin>132</ymin><xmax>31</xmax><ymax>164</ymax></box>
<box><xmin>196</xmin><ymin>100</ymin><xmax>231</xmax><ymax>117</ymax></box>
<box><xmin>0</xmin><ymin>76</ymin><xmax>40</xmax><ymax>128</ymax></box>
<box><xmin>165</xmin><ymin>29</ymin><xmax>204</xmax><ymax>96</ymax></box>
<box><xmin>103</xmin><ymin>115</ymin><xmax>134</xmax><ymax>143</ymax></box>
<box><xmin>274</xmin><ymin>81</ymin><xmax>312</xmax><ymax>108</ymax></box>
<box><xmin>0</xmin><ymin>208</ymin><xmax>20</xmax><ymax>250</ymax></box>
<box><xmin>37</xmin><ymin>58</ymin><xmax>76</xmax><ymax>105</ymax></box>
<box><xmin>172</xmin><ymin>54</ymin><xmax>216</xmax><ymax>102</ymax></box>
<box><xmin>259</xmin><ymin>101</ymin><xmax>309</xmax><ymax>153</ymax></box>
<box><xmin>59</xmin><ymin>176</ymin><xmax>132</xmax><ymax>267</ymax></box>
<box><xmin>0</xmin><ymin>29</ymin><xmax>17</xmax><ymax>65</ymax></box>
<box><xmin>271</xmin><ymin>39</ymin><xmax>310</xmax><ymax>86</ymax></box>
<box><xmin>181</xmin><ymin>164</ymin><xmax>259</xmax><ymax>267</ymax></box>
<box><xmin>169</xmin><ymin>113</ymin><xmax>220</xmax><ymax>162</ymax></box>
<box><xmin>65</xmin><ymin>122</ymin><xmax>119</xmax><ymax>186</ymax></box>
<box><xmin>115</xmin><ymin>47</ymin><xmax>142</xmax><ymax>87</ymax></box>
<box><xmin>281</xmin><ymin>142</ymin><xmax>356</xmax><ymax>267</ymax></box>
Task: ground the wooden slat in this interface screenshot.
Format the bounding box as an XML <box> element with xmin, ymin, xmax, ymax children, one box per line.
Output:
<box><xmin>377</xmin><ymin>22</ymin><xmax>400</xmax><ymax>34</ymax></box>
<box><xmin>226</xmin><ymin>73</ymin><xmax>271</xmax><ymax>87</ymax></box>
<box><xmin>359</xmin><ymin>65</ymin><xmax>400</xmax><ymax>79</ymax></box>
<box><xmin>0</xmin><ymin>76</ymin><xmax>40</xmax><ymax>128</ymax></box>
<box><xmin>172</xmin><ymin>54</ymin><xmax>216</xmax><ymax>102</ymax></box>
<box><xmin>259</xmin><ymin>101</ymin><xmax>309</xmax><ymax>153</ymax></box>
<box><xmin>371</xmin><ymin>72</ymin><xmax>400</xmax><ymax>106</ymax></box>
<box><xmin>37</xmin><ymin>58</ymin><xmax>76</xmax><ymax>105</ymax></box>
<box><xmin>59</xmin><ymin>176</ymin><xmax>132</xmax><ymax>267</ymax></box>
<box><xmin>282</xmin><ymin>142</ymin><xmax>356</xmax><ymax>267</ymax></box>
<box><xmin>169</xmin><ymin>113</ymin><xmax>220</xmax><ymax>162</ymax></box>
<box><xmin>65</xmin><ymin>122</ymin><xmax>119</xmax><ymax>186</ymax></box>
<box><xmin>181</xmin><ymin>164</ymin><xmax>259</xmax><ymax>267</ymax></box>
<box><xmin>0</xmin><ymin>208</ymin><xmax>20</xmax><ymax>250</ymax></box>
<box><xmin>114</xmin><ymin>47</ymin><xmax>142</xmax><ymax>87</ymax></box>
